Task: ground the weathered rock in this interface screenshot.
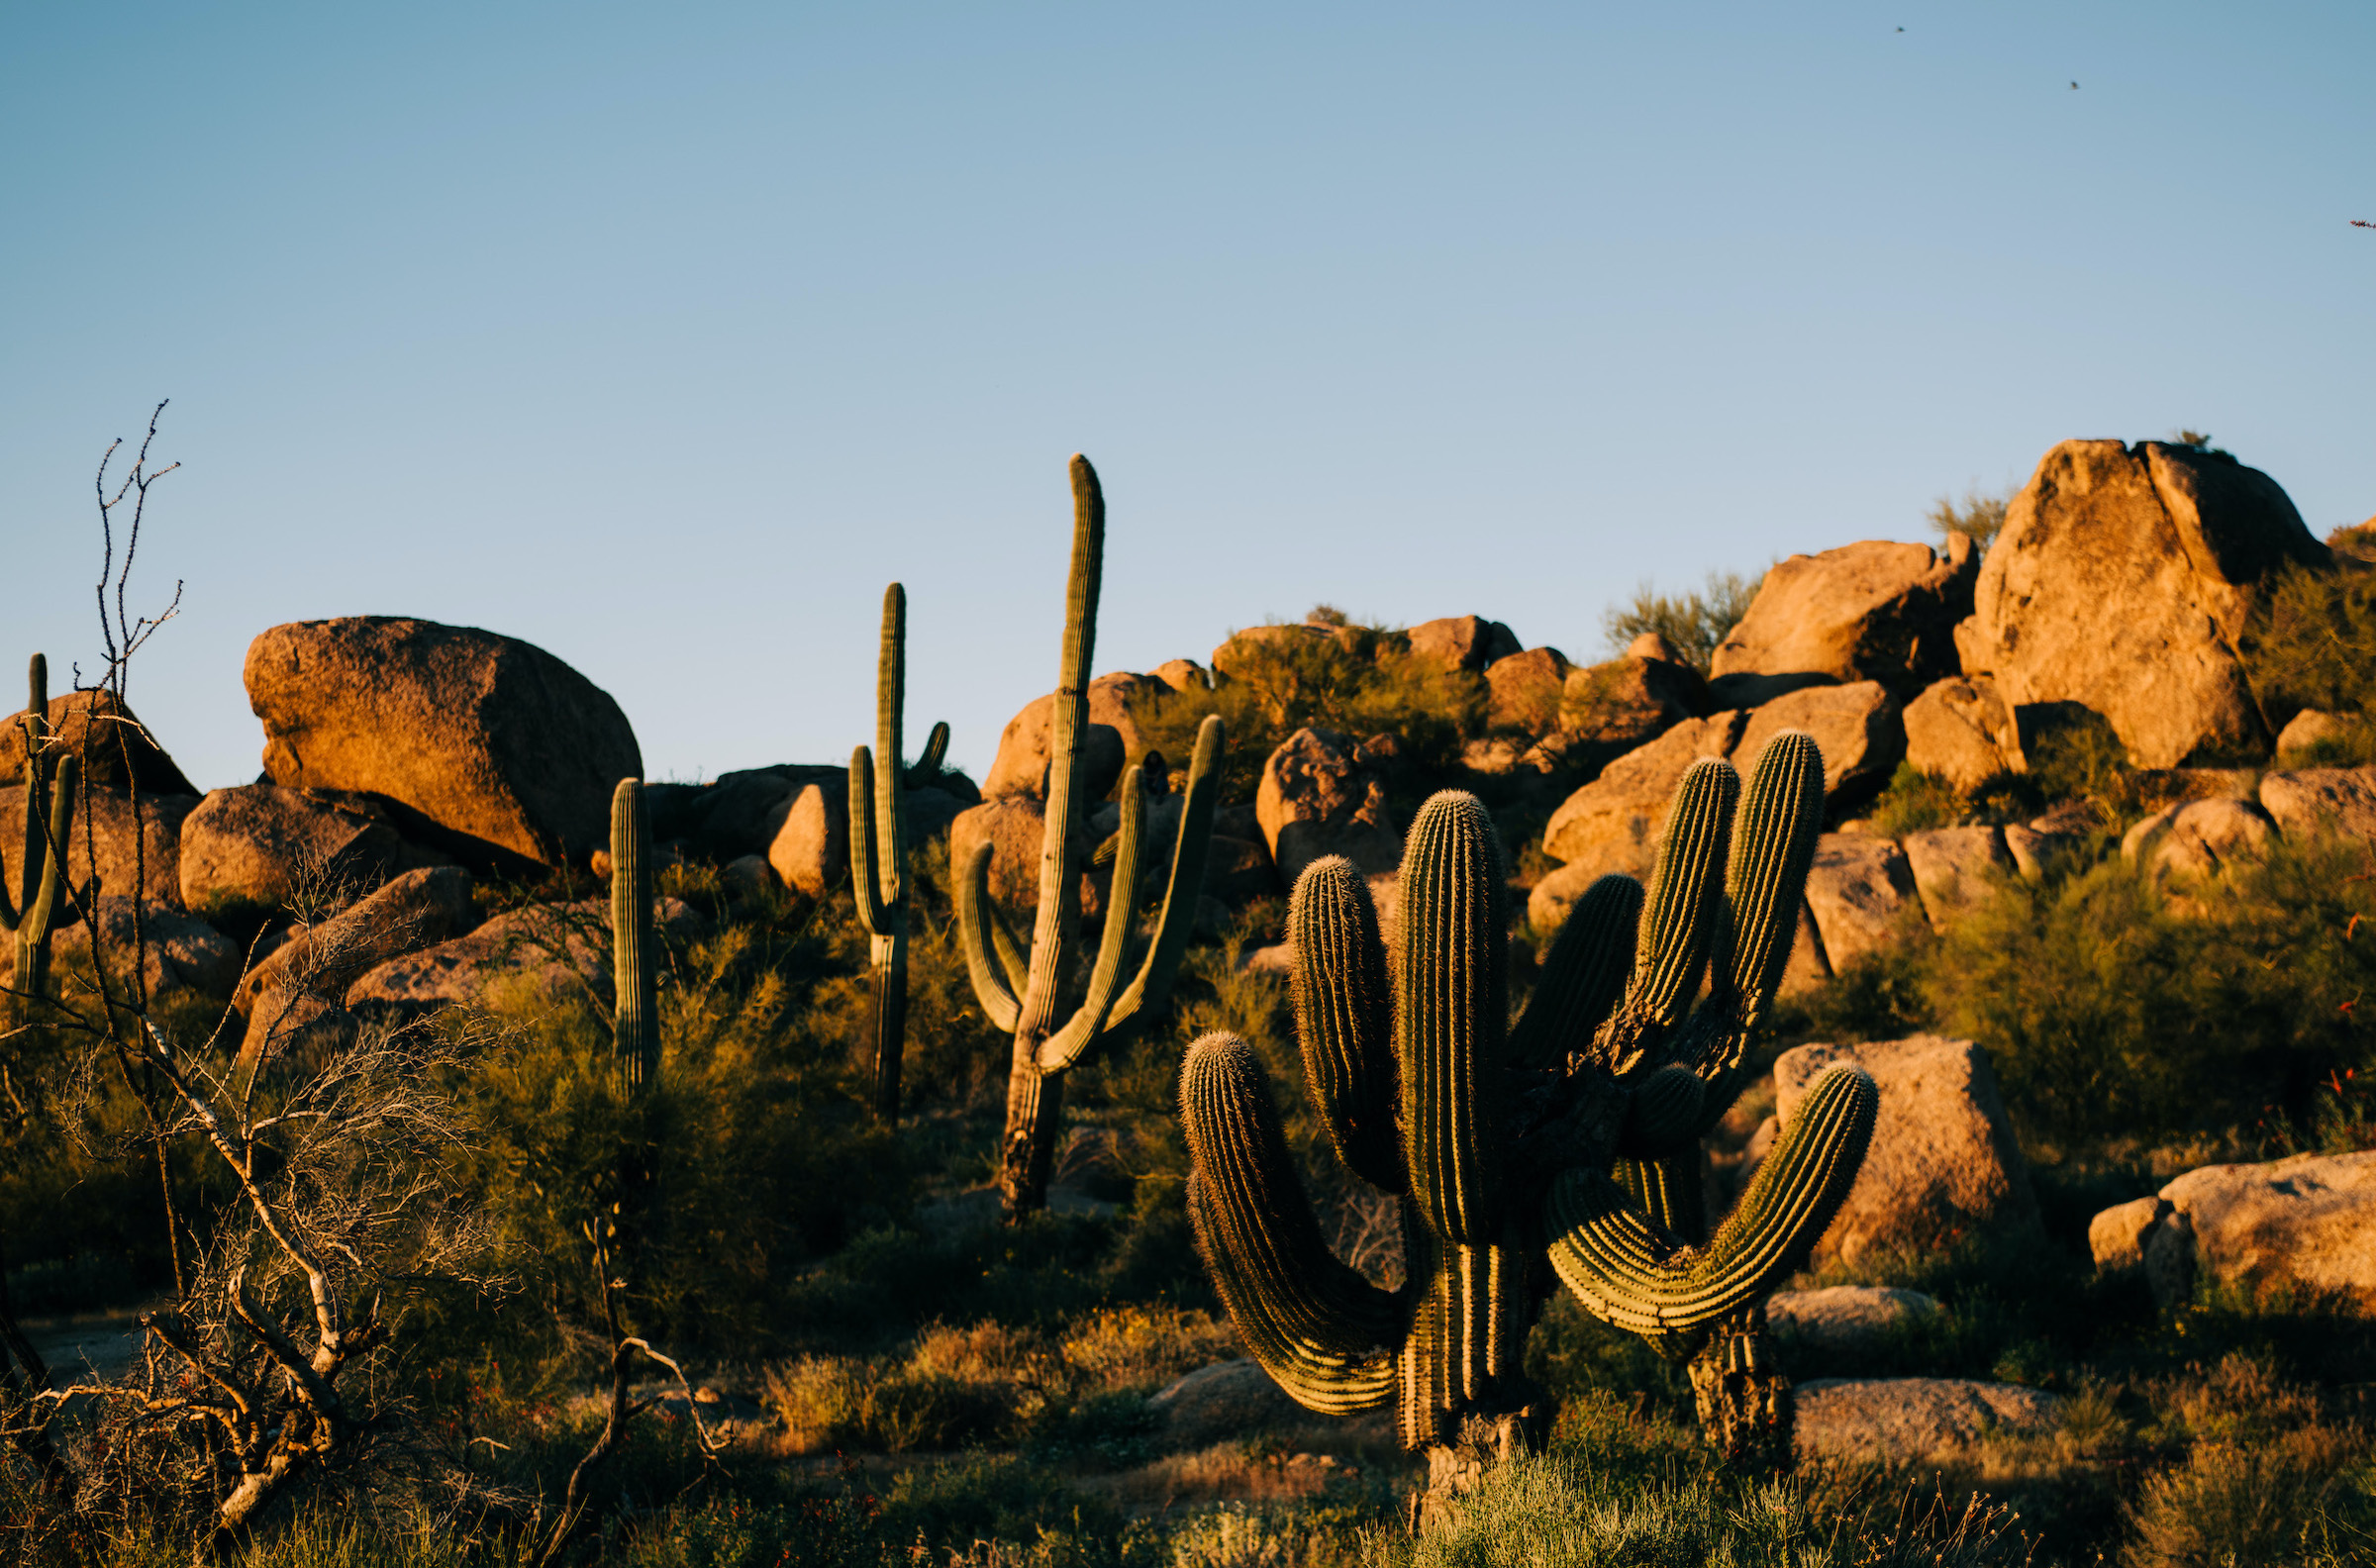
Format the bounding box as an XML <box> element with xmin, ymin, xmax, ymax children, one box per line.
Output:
<box><xmin>1204</xmin><ymin>833</ymin><xmax>1282</xmax><ymax>906</ymax></box>
<box><xmin>1734</xmin><ymin>682</ymin><xmax>1905</xmax><ymax>809</ymax></box>
<box><xmin>2092</xmin><ymin>1150</ymin><xmax>2376</xmax><ymax>1312</ymax></box>
<box><xmin>1902</xmin><ymin>676</ymin><xmax>2021</xmax><ymax>792</ymax></box>
<box><xmin>1901</xmin><ymin>827</ymin><xmax>2014</xmax><ymax>933</ymax></box>
<box><xmin>1777</xmin><ymin>900</ymin><xmax>1831</xmax><ymax>998</ymax></box>
<box><xmin>1558</xmin><ymin>656</ymin><xmax>1710</xmax><ymax>750</ymax></box>
<box><xmin>346</xmin><ymin>896</ymin><xmax>698</xmax><ymax>1020</ymax></box>
<box><xmin>719</xmin><ymin>855</ymin><xmax>778</xmax><ymax>901</ymax></box>
<box><xmin>1540</xmin><ymin>712</ymin><xmax>1747</xmax><ymax>878</ymax></box>
<box><xmin>1954</xmin><ymin>441</ymin><xmax>2325</xmax><ymax>768</ymax></box>
<box><xmin>1406</xmin><ymin>615</ymin><xmax>1522</xmax><ymax>673</ymax></box>
<box><xmin>1774</xmin><ymin>1035</ymin><xmax>2038</xmax><ymax>1266</ymax></box>
<box><xmin>1800</xmin><ymin>835</ymin><xmax>1921</xmax><ymax>970</ymax></box>
<box><xmin>1712</xmin><ymin>537</ymin><xmax>1977</xmax><ymax>698</ymax></box>
<box><xmin>949</xmin><ymin>797</ymin><xmax>1057</xmax><ymax>909</ymax></box>
<box><xmin>2275</xmin><ymin>709</ymin><xmax>2365</xmax><ymax>758</ymax></box>
<box><xmin>2257</xmin><ymin>767</ymin><xmax>2376</xmax><ymax>847</ymax></box>
<box><xmin>244</xmin><ymin>618</ymin><xmax>641</xmax><ymax>870</ymax></box>
<box><xmin>1481</xmin><ymin>647</ymin><xmax>1570</xmax><ymax>735</ymax></box>
<box><xmin>1794</xmin><ymin>1379</ymin><xmax>2062</xmax><ymax>1464</ymax></box>
<box><xmin>1526</xmin><ymin>859</ymin><xmax>1606</xmax><ymax>937</ymax></box>
<box><xmin>980</xmin><ymin>674</ymin><xmax>1157</xmax><ymax>800</ymax></box>
<box><xmin>1766</xmin><ymin>1286</ymin><xmax>1944</xmax><ymax>1357</ymax></box>
<box><xmin>0</xmin><ymin>785</ymin><xmax>194</xmax><ymax>911</ymax></box>
<box><xmin>178</xmin><ymin>784</ymin><xmax>414</xmax><ymax>916</ymax></box>
<box><xmin>236</xmin><ymin>866</ymin><xmax>478</xmax><ymax>1063</ymax></box>
<box><xmin>40</xmin><ymin>898</ymin><xmax>239</xmax><ymax>1003</ymax></box>
<box><xmin>680</xmin><ymin>766</ymin><xmax>844</xmax><ymax>857</ymax></box>
<box><xmin>1147</xmin><ymin>1359</ymin><xmax>1303</xmax><ymax>1447</ymax></box>
<box><xmin>0</xmin><ymin>688</ymin><xmax>196</xmax><ymax>796</ymax></box>
<box><xmin>2121</xmin><ymin>796</ymin><xmax>2276</xmax><ymax>880</ymax></box>
<box><xmin>1210</xmin><ymin>624</ymin><xmax>1332</xmax><ymax>682</ymax></box>
<box><xmin>1151</xmin><ymin>658</ymin><xmax>1211</xmax><ymax>694</ymax></box>
<box><xmin>1705</xmin><ymin>670</ymin><xmax>1835</xmax><ymax>711</ymax></box>
<box><xmin>1999</xmin><ymin>825</ymin><xmax>2070</xmax><ymax>883</ymax></box>
<box><xmin>762</xmin><ymin>783</ymin><xmax>848</xmax><ymax>897</ymax></box>
<box><xmin>1256</xmin><ymin>728</ymin><xmax>1400</xmax><ymax>884</ymax></box>
<box><xmin>1625</xmin><ymin>632</ymin><xmax>1687</xmax><ymax>664</ymax></box>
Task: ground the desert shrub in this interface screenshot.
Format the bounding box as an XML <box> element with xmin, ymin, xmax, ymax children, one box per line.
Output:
<box><xmin>1866</xmin><ymin>762</ymin><xmax>1969</xmax><ymax>836</ymax></box>
<box><xmin>1924</xmin><ymin>836</ymin><xmax>2376</xmax><ymax>1142</ymax></box>
<box><xmin>1601</xmin><ymin>568</ymin><xmax>1760</xmax><ymax>671</ymax></box>
<box><xmin>1929</xmin><ymin>484</ymin><xmax>2015</xmax><ymax>554</ymax></box>
<box><xmin>1136</xmin><ymin>620</ymin><xmax>1486</xmax><ymax>801</ymax></box>
<box><xmin>2240</xmin><ymin>557</ymin><xmax>2376</xmax><ymax>743</ymax></box>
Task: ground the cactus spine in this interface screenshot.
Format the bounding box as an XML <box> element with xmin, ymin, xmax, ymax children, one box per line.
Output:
<box><xmin>849</xmin><ymin>582</ymin><xmax>947</xmax><ymax>1125</ymax></box>
<box><xmin>610</xmin><ymin>779</ymin><xmax>659</xmax><ymax>1095</ymax></box>
<box><xmin>958</xmin><ymin>454</ymin><xmax>1225</xmax><ymax>1219</ymax></box>
<box><xmin>6</xmin><ymin>656</ymin><xmax>75</xmax><ymax>1023</ymax></box>
<box><xmin>1180</xmin><ymin>734</ymin><xmax>1875</xmax><ymax>1517</ymax></box>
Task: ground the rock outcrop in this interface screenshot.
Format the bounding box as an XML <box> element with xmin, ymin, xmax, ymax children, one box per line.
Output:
<box><xmin>1540</xmin><ymin>712</ymin><xmax>1746</xmax><ymax>880</ymax></box>
<box><xmin>1483</xmin><ymin>647</ymin><xmax>1570</xmax><ymax>735</ymax></box>
<box><xmin>1557</xmin><ymin>655</ymin><xmax>1710</xmax><ymax>751</ymax></box>
<box><xmin>1795</xmin><ymin>1378</ymin><xmax>2062</xmax><ymax>1464</ymax></box>
<box><xmin>245</xmin><ymin>618</ymin><xmax>641</xmax><ymax>870</ymax></box>
<box><xmin>980</xmin><ymin>672</ymin><xmax>1166</xmax><ymax>799</ymax></box>
<box><xmin>1406</xmin><ymin>615</ymin><xmax>1521</xmax><ymax>673</ymax></box>
<box><xmin>1800</xmin><ymin>834</ymin><xmax>1920</xmax><ymax>969</ymax></box>
<box><xmin>2120</xmin><ymin>797</ymin><xmax>2276</xmax><ymax>881</ymax></box>
<box><xmin>1147</xmin><ymin>1359</ymin><xmax>1303</xmax><ymax>1448</ymax></box>
<box><xmin>2090</xmin><ymin>1149</ymin><xmax>2376</xmax><ymax>1312</ymax></box>
<box><xmin>1902</xmin><ymin>676</ymin><xmax>2021</xmax><ymax>791</ymax></box>
<box><xmin>1712</xmin><ymin>537</ymin><xmax>1977</xmax><ymax>697</ymax></box>
<box><xmin>1256</xmin><ymin>728</ymin><xmax>1400</xmax><ymax>884</ymax></box>
<box><xmin>0</xmin><ymin>688</ymin><xmax>196</xmax><ymax>796</ymax></box>
<box><xmin>177</xmin><ymin>784</ymin><xmax>421</xmax><ymax>916</ymax></box>
<box><xmin>346</xmin><ymin>896</ymin><xmax>699</xmax><ymax>1021</ymax></box>
<box><xmin>2257</xmin><ymin>766</ymin><xmax>2376</xmax><ymax>847</ymax></box>
<box><xmin>762</xmin><ymin>782</ymin><xmax>848</xmax><ymax>898</ymax></box>
<box><xmin>41</xmin><ymin>899</ymin><xmax>237</xmax><ymax>1003</ymax></box>
<box><xmin>1766</xmin><ymin>1286</ymin><xmax>1945</xmax><ymax>1358</ymax></box>
<box><xmin>0</xmin><ymin>785</ymin><xmax>195</xmax><ymax>911</ymax></box>
<box><xmin>1954</xmin><ymin>441</ymin><xmax>2326</xmax><ymax>768</ymax></box>
<box><xmin>1772</xmin><ymin>1034</ymin><xmax>2037</xmax><ymax>1266</ymax></box>
<box><xmin>1901</xmin><ymin>827</ymin><xmax>2014</xmax><ymax>933</ymax></box>
<box><xmin>236</xmin><ymin>865</ymin><xmax>478</xmax><ymax>1063</ymax></box>
<box><xmin>1734</xmin><ymin>682</ymin><xmax>1903</xmax><ymax>806</ymax></box>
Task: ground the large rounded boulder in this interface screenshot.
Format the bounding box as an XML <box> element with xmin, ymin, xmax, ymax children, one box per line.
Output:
<box><xmin>244</xmin><ymin>618</ymin><xmax>641</xmax><ymax>872</ymax></box>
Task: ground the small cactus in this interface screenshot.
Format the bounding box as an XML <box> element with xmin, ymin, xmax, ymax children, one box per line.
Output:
<box><xmin>849</xmin><ymin>582</ymin><xmax>947</xmax><ymax>1124</ymax></box>
<box><xmin>6</xmin><ymin>655</ymin><xmax>75</xmax><ymax>1022</ymax></box>
<box><xmin>957</xmin><ymin>455</ymin><xmax>1224</xmax><ymax>1219</ymax></box>
<box><xmin>609</xmin><ymin>778</ymin><xmax>658</xmax><ymax>1095</ymax></box>
<box><xmin>1180</xmin><ymin>734</ymin><xmax>1874</xmax><ymax>1516</ymax></box>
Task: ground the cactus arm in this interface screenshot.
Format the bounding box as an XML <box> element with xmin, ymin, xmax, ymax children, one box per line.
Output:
<box><xmin>9</xmin><ymin>754</ymin><xmax>74</xmax><ymax>1008</ymax></box>
<box><xmin>954</xmin><ymin>839</ymin><xmax>1023</xmax><ymax>1034</ymax></box>
<box><xmin>1102</xmin><ymin>712</ymin><xmax>1223</xmax><ymax>1035</ymax></box>
<box><xmin>10</xmin><ymin>654</ymin><xmax>51</xmax><ymax>930</ymax></box>
<box><xmin>1508</xmin><ymin>873</ymin><xmax>1643</xmax><ymax>1073</ymax></box>
<box><xmin>849</xmin><ymin>744</ymin><xmax>893</xmax><ymax>936</ymax></box>
<box><xmin>907</xmin><ymin>720</ymin><xmax>950</xmax><ymax>788</ymax></box>
<box><xmin>1037</xmin><ymin>766</ymin><xmax>1147</xmax><ymax>1072</ymax></box>
<box><xmin>1615</xmin><ymin>1064</ymin><xmax>1708</xmax><ymax>1159</ymax></box>
<box><xmin>1699</xmin><ymin>731</ymin><xmax>1825</xmax><ymax>1060</ymax></box>
<box><xmin>985</xmin><ymin>894</ymin><xmax>1030</xmax><ymax>998</ymax></box>
<box><xmin>1545</xmin><ymin>1063</ymin><xmax>1875</xmax><ymax>1347</ymax></box>
<box><xmin>1595</xmin><ymin>758</ymin><xmax>1740</xmax><ymax>1075</ymax></box>
<box><xmin>610</xmin><ymin>779</ymin><xmax>659</xmax><ymax>1093</ymax></box>
<box><xmin>1015</xmin><ymin>456</ymin><xmax>1104</xmax><ymax>1038</ymax></box>
<box><xmin>1614</xmin><ymin>1150</ymin><xmax>1709</xmax><ymax>1245</ymax></box>
<box><xmin>1398</xmin><ymin>791</ymin><xmax>1511</xmax><ymax>1248</ymax></box>
<box><xmin>1181</xmin><ymin>1031</ymin><xmax>1401</xmax><ymax>1413</ymax></box>
<box><xmin>1288</xmin><ymin>854</ymin><xmax>1403</xmax><ymax>1195</ymax></box>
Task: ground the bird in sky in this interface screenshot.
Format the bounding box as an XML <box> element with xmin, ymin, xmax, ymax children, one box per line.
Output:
<box><xmin>2070</xmin><ymin>81</ymin><xmax>2080</xmax><ymax>89</ymax></box>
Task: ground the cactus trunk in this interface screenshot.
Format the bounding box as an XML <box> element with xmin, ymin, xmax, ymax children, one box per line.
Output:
<box><xmin>610</xmin><ymin>779</ymin><xmax>658</xmax><ymax>1095</ymax></box>
<box><xmin>851</xmin><ymin>583</ymin><xmax>936</xmax><ymax>1125</ymax></box>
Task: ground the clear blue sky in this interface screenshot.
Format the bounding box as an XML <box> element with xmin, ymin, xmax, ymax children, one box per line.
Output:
<box><xmin>7</xmin><ymin>2</ymin><xmax>2371</xmax><ymax>792</ymax></box>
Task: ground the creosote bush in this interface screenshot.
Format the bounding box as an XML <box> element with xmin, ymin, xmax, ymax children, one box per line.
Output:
<box><xmin>1600</xmin><ymin>569</ymin><xmax>1760</xmax><ymax>671</ymax></box>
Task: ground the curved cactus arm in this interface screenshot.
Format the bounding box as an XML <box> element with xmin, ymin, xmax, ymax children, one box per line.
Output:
<box><xmin>1182</xmin><ymin>1032</ymin><xmax>1401</xmax><ymax>1413</ymax></box>
<box><xmin>1596</xmin><ymin>758</ymin><xmax>1740</xmax><ymax>1075</ymax></box>
<box><xmin>1399</xmin><ymin>791</ymin><xmax>1512</xmax><ymax>1248</ymax></box>
<box><xmin>954</xmin><ymin>839</ymin><xmax>1023</xmax><ymax>1034</ymax></box>
<box><xmin>1697</xmin><ymin>731</ymin><xmax>1825</xmax><ymax>1066</ymax></box>
<box><xmin>1509</xmin><ymin>873</ymin><xmax>1643</xmax><ymax>1072</ymax></box>
<box><xmin>9</xmin><ymin>754</ymin><xmax>74</xmax><ymax>1007</ymax></box>
<box><xmin>1614</xmin><ymin>1064</ymin><xmax>1707</xmax><ymax>1160</ymax></box>
<box><xmin>1613</xmin><ymin>1150</ymin><xmax>1709</xmax><ymax>1245</ymax></box>
<box><xmin>1038</xmin><ymin>766</ymin><xmax>1148</xmax><ymax>1072</ymax></box>
<box><xmin>849</xmin><ymin>744</ymin><xmax>894</xmax><ymax>937</ymax></box>
<box><xmin>1017</xmin><ymin>456</ymin><xmax>1105</xmax><ymax>1036</ymax></box>
<box><xmin>1101</xmin><ymin>712</ymin><xmax>1224</xmax><ymax>1034</ymax></box>
<box><xmin>1545</xmin><ymin>1063</ymin><xmax>1875</xmax><ymax>1348</ymax></box>
<box><xmin>1288</xmin><ymin>854</ymin><xmax>1403</xmax><ymax>1195</ymax></box>
<box><xmin>907</xmin><ymin>720</ymin><xmax>950</xmax><ymax>788</ymax></box>
<box><xmin>610</xmin><ymin>779</ymin><xmax>660</xmax><ymax>1094</ymax></box>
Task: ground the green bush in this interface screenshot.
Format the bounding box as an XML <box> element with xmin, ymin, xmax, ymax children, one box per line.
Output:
<box><xmin>1929</xmin><ymin>485</ymin><xmax>2015</xmax><ymax>554</ymax></box>
<box><xmin>2240</xmin><ymin>557</ymin><xmax>2376</xmax><ymax>745</ymax></box>
<box><xmin>1600</xmin><ymin>569</ymin><xmax>1759</xmax><ymax>671</ymax></box>
<box><xmin>1866</xmin><ymin>762</ymin><xmax>1969</xmax><ymax>836</ymax></box>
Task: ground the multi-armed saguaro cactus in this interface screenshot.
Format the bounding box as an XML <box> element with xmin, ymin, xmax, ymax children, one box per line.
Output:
<box><xmin>6</xmin><ymin>655</ymin><xmax>76</xmax><ymax>1023</ymax></box>
<box><xmin>958</xmin><ymin>454</ymin><xmax>1226</xmax><ymax>1220</ymax></box>
<box><xmin>1181</xmin><ymin>732</ymin><xmax>1876</xmax><ymax>1517</ymax></box>
<box><xmin>849</xmin><ymin>582</ymin><xmax>951</xmax><ymax>1125</ymax></box>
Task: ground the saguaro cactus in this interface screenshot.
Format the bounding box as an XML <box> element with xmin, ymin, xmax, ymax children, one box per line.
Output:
<box><xmin>849</xmin><ymin>581</ymin><xmax>950</xmax><ymax>1125</ymax></box>
<box><xmin>958</xmin><ymin>455</ymin><xmax>1225</xmax><ymax>1220</ymax></box>
<box><xmin>1181</xmin><ymin>733</ymin><xmax>1875</xmax><ymax>1520</ymax></box>
<box><xmin>6</xmin><ymin>656</ymin><xmax>75</xmax><ymax>1022</ymax></box>
<box><xmin>610</xmin><ymin>778</ymin><xmax>659</xmax><ymax>1096</ymax></box>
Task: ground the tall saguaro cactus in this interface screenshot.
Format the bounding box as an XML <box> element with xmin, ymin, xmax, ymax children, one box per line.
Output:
<box><xmin>849</xmin><ymin>581</ymin><xmax>950</xmax><ymax>1125</ymax></box>
<box><xmin>958</xmin><ymin>455</ymin><xmax>1225</xmax><ymax>1220</ymax></box>
<box><xmin>1181</xmin><ymin>733</ymin><xmax>1875</xmax><ymax>1520</ymax></box>
<box><xmin>610</xmin><ymin>778</ymin><xmax>660</xmax><ymax>1096</ymax></box>
<box><xmin>6</xmin><ymin>655</ymin><xmax>75</xmax><ymax>1022</ymax></box>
